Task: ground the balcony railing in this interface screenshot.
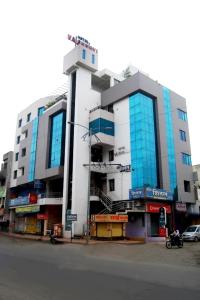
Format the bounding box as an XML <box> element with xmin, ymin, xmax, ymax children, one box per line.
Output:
<box><xmin>9</xmin><ymin>193</ymin><xmax>63</xmax><ymax>207</ymax></box>
<box><xmin>39</xmin><ymin>192</ymin><xmax>63</xmax><ymax>199</ymax></box>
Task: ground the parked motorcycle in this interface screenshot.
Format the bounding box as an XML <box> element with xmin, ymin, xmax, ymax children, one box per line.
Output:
<box><xmin>166</xmin><ymin>234</ymin><xmax>183</xmax><ymax>249</ymax></box>
<box><xmin>47</xmin><ymin>230</ymin><xmax>64</xmax><ymax>245</ymax></box>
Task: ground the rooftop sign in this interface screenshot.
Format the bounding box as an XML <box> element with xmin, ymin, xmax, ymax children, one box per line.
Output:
<box><xmin>67</xmin><ymin>34</ymin><xmax>98</xmax><ymax>53</ymax></box>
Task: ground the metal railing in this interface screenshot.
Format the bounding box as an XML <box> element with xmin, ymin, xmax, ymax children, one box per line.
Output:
<box><xmin>39</xmin><ymin>192</ymin><xmax>63</xmax><ymax>199</ymax></box>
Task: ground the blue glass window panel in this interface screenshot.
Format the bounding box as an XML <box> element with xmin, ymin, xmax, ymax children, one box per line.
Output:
<box><xmin>92</xmin><ymin>54</ymin><xmax>95</xmax><ymax>64</ymax></box>
<box><xmin>129</xmin><ymin>93</ymin><xmax>158</xmax><ymax>189</ymax></box>
<box><xmin>182</xmin><ymin>153</ymin><xmax>192</xmax><ymax>165</ymax></box>
<box><xmin>28</xmin><ymin>117</ymin><xmax>39</xmax><ymax>181</ymax></box>
<box><xmin>163</xmin><ymin>87</ymin><xmax>177</xmax><ymax>193</ymax></box>
<box><xmin>178</xmin><ymin>109</ymin><xmax>187</xmax><ymax>121</ymax></box>
<box><xmin>38</xmin><ymin>107</ymin><xmax>45</xmax><ymax>116</ymax></box>
<box><xmin>179</xmin><ymin>130</ymin><xmax>186</xmax><ymax>141</ymax></box>
<box><xmin>82</xmin><ymin>49</ymin><xmax>86</xmax><ymax>60</ymax></box>
<box><xmin>49</xmin><ymin>112</ymin><xmax>64</xmax><ymax>168</ymax></box>
<box><xmin>89</xmin><ymin>118</ymin><xmax>114</xmax><ymax>136</ymax></box>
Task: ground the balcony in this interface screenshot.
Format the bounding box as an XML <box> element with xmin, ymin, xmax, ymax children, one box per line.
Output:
<box><xmin>9</xmin><ymin>193</ymin><xmax>63</xmax><ymax>208</ymax></box>
<box><xmin>38</xmin><ymin>192</ymin><xmax>63</xmax><ymax>205</ymax></box>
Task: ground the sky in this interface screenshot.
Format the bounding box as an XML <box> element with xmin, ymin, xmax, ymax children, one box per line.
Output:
<box><xmin>0</xmin><ymin>0</ymin><xmax>200</xmax><ymax>165</ymax></box>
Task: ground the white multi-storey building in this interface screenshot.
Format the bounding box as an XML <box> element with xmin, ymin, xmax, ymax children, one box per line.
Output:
<box><xmin>9</xmin><ymin>36</ymin><xmax>195</xmax><ymax>239</ymax></box>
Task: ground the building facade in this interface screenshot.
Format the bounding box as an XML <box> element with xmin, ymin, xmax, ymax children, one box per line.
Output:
<box><xmin>9</xmin><ymin>95</ymin><xmax>66</xmax><ymax>235</ymax></box>
<box><xmin>0</xmin><ymin>151</ymin><xmax>13</xmax><ymax>229</ymax></box>
<box><xmin>8</xmin><ymin>37</ymin><xmax>195</xmax><ymax>239</ymax></box>
<box><xmin>190</xmin><ymin>165</ymin><xmax>200</xmax><ymax>223</ymax></box>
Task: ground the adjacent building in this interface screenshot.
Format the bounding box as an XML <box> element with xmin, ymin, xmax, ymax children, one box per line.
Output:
<box><xmin>8</xmin><ymin>36</ymin><xmax>195</xmax><ymax>239</ymax></box>
<box><xmin>190</xmin><ymin>165</ymin><xmax>200</xmax><ymax>223</ymax></box>
<box><xmin>9</xmin><ymin>96</ymin><xmax>66</xmax><ymax>235</ymax></box>
<box><xmin>0</xmin><ymin>151</ymin><xmax>13</xmax><ymax>229</ymax></box>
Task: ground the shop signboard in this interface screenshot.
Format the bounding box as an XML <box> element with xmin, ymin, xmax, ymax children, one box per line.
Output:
<box><xmin>65</xmin><ymin>209</ymin><xmax>72</xmax><ymax>230</ymax></box>
<box><xmin>37</xmin><ymin>214</ymin><xmax>48</xmax><ymax>220</ymax></box>
<box><xmin>129</xmin><ymin>187</ymin><xmax>173</xmax><ymax>201</ymax></box>
<box><xmin>28</xmin><ymin>193</ymin><xmax>38</xmax><ymax>204</ymax></box>
<box><xmin>67</xmin><ymin>214</ymin><xmax>77</xmax><ymax>222</ymax></box>
<box><xmin>175</xmin><ymin>202</ymin><xmax>187</xmax><ymax>212</ymax></box>
<box><xmin>34</xmin><ymin>180</ymin><xmax>44</xmax><ymax>189</ymax></box>
<box><xmin>129</xmin><ymin>188</ymin><xmax>144</xmax><ymax>200</ymax></box>
<box><xmin>15</xmin><ymin>205</ymin><xmax>40</xmax><ymax>214</ymax></box>
<box><xmin>146</xmin><ymin>203</ymin><xmax>171</xmax><ymax>214</ymax></box>
<box><xmin>91</xmin><ymin>214</ymin><xmax>128</xmax><ymax>223</ymax></box>
<box><xmin>146</xmin><ymin>188</ymin><xmax>173</xmax><ymax>201</ymax></box>
<box><xmin>9</xmin><ymin>197</ymin><xmax>29</xmax><ymax>207</ymax></box>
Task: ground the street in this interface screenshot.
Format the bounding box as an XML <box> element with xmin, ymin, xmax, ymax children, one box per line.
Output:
<box><xmin>0</xmin><ymin>235</ymin><xmax>200</xmax><ymax>300</ymax></box>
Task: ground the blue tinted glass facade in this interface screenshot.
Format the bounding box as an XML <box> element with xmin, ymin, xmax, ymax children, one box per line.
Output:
<box><xmin>129</xmin><ymin>93</ymin><xmax>157</xmax><ymax>189</ymax></box>
<box><xmin>163</xmin><ymin>87</ymin><xmax>177</xmax><ymax>193</ymax></box>
<box><xmin>89</xmin><ymin>118</ymin><xmax>114</xmax><ymax>136</ymax></box>
<box><xmin>182</xmin><ymin>153</ymin><xmax>192</xmax><ymax>165</ymax></box>
<box><xmin>178</xmin><ymin>109</ymin><xmax>187</xmax><ymax>121</ymax></box>
<box><xmin>49</xmin><ymin>112</ymin><xmax>65</xmax><ymax>168</ymax></box>
<box><xmin>28</xmin><ymin>118</ymin><xmax>39</xmax><ymax>181</ymax></box>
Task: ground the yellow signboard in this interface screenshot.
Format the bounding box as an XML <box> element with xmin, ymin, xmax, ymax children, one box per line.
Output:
<box><xmin>15</xmin><ymin>205</ymin><xmax>40</xmax><ymax>214</ymax></box>
<box><xmin>91</xmin><ymin>214</ymin><xmax>128</xmax><ymax>223</ymax></box>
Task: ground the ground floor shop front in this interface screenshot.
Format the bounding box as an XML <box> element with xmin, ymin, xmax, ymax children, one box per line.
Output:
<box><xmin>126</xmin><ymin>202</ymin><xmax>173</xmax><ymax>240</ymax></box>
<box><xmin>90</xmin><ymin>214</ymin><xmax>128</xmax><ymax>239</ymax></box>
<box><xmin>11</xmin><ymin>204</ymin><xmax>62</xmax><ymax>235</ymax></box>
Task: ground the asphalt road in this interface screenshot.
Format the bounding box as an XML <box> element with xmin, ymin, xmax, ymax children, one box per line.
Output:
<box><xmin>0</xmin><ymin>235</ymin><xmax>200</xmax><ymax>300</ymax></box>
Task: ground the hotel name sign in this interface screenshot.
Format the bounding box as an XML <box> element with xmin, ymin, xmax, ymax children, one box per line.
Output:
<box><xmin>67</xmin><ymin>34</ymin><xmax>98</xmax><ymax>53</ymax></box>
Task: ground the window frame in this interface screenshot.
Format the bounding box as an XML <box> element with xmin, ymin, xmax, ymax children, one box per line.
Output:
<box><xmin>21</xmin><ymin>148</ymin><xmax>26</xmax><ymax>157</ymax></box>
<box><xmin>92</xmin><ymin>54</ymin><xmax>95</xmax><ymax>64</ymax></box>
<box><xmin>184</xmin><ymin>180</ymin><xmax>191</xmax><ymax>192</ymax></box>
<box><xmin>18</xmin><ymin>119</ymin><xmax>22</xmax><ymax>128</ymax></box>
<box><xmin>109</xmin><ymin>179</ymin><xmax>115</xmax><ymax>192</ymax></box>
<box><xmin>179</xmin><ymin>129</ymin><xmax>186</xmax><ymax>141</ymax></box>
<box><xmin>109</xmin><ymin>150</ymin><xmax>114</xmax><ymax>162</ymax></box>
<box><xmin>27</xmin><ymin>113</ymin><xmax>31</xmax><ymax>122</ymax></box>
<box><xmin>15</xmin><ymin>152</ymin><xmax>19</xmax><ymax>161</ymax></box>
<box><xmin>181</xmin><ymin>152</ymin><xmax>192</xmax><ymax>165</ymax></box>
<box><xmin>82</xmin><ymin>49</ymin><xmax>86</xmax><ymax>60</ymax></box>
<box><xmin>13</xmin><ymin>170</ymin><xmax>17</xmax><ymax>179</ymax></box>
<box><xmin>178</xmin><ymin>109</ymin><xmax>187</xmax><ymax>121</ymax></box>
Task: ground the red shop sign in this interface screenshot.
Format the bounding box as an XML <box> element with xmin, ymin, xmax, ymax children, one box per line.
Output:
<box><xmin>37</xmin><ymin>214</ymin><xmax>48</xmax><ymax>220</ymax></box>
<box><xmin>146</xmin><ymin>203</ymin><xmax>171</xmax><ymax>214</ymax></box>
<box><xmin>29</xmin><ymin>193</ymin><xmax>38</xmax><ymax>204</ymax></box>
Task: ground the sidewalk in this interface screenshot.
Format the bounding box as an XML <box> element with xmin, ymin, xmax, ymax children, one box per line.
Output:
<box><xmin>0</xmin><ymin>231</ymin><xmax>144</xmax><ymax>245</ymax></box>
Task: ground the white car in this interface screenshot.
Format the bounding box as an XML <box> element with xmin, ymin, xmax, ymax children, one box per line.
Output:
<box><xmin>182</xmin><ymin>225</ymin><xmax>200</xmax><ymax>242</ymax></box>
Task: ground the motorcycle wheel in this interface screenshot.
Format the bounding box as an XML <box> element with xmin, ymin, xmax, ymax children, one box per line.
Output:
<box><xmin>50</xmin><ymin>237</ymin><xmax>56</xmax><ymax>245</ymax></box>
<box><xmin>178</xmin><ymin>241</ymin><xmax>183</xmax><ymax>248</ymax></box>
<box><xmin>166</xmin><ymin>241</ymin><xmax>172</xmax><ymax>249</ymax></box>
